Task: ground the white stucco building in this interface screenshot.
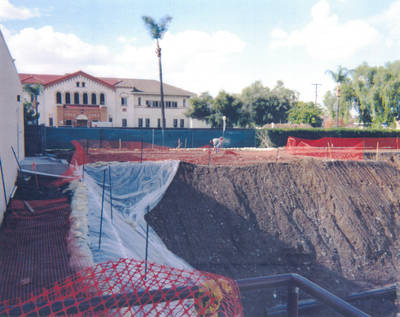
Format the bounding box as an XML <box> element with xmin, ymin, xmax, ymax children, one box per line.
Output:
<box><xmin>0</xmin><ymin>30</ymin><xmax>24</xmax><ymax>222</ymax></box>
<box><xmin>20</xmin><ymin>70</ymin><xmax>208</xmax><ymax>129</ymax></box>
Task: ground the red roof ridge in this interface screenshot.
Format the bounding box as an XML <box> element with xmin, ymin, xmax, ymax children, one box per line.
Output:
<box><xmin>45</xmin><ymin>70</ymin><xmax>116</xmax><ymax>90</ymax></box>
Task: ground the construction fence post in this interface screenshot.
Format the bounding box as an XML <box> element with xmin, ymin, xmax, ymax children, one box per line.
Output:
<box><xmin>287</xmin><ymin>286</ymin><xmax>299</xmax><ymax>317</ymax></box>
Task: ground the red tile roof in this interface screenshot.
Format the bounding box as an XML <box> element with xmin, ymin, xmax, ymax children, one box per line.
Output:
<box><xmin>19</xmin><ymin>71</ymin><xmax>195</xmax><ymax>96</ymax></box>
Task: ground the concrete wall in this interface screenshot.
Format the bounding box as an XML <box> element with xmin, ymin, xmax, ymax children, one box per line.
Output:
<box><xmin>0</xmin><ymin>30</ymin><xmax>24</xmax><ymax>223</ymax></box>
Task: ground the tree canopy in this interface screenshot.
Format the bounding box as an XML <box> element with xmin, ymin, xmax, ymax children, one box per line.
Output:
<box><xmin>288</xmin><ymin>101</ymin><xmax>324</xmax><ymax>127</ymax></box>
<box><xmin>142</xmin><ymin>16</ymin><xmax>172</xmax><ymax>40</ymax></box>
<box><xmin>324</xmin><ymin>61</ymin><xmax>400</xmax><ymax>127</ymax></box>
<box><xmin>186</xmin><ymin>81</ymin><xmax>298</xmax><ymax>128</ymax></box>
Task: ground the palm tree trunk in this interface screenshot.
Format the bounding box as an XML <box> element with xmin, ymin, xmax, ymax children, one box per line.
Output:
<box><xmin>336</xmin><ymin>96</ymin><xmax>340</xmax><ymax>127</ymax></box>
<box><xmin>157</xmin><ymin>40</ymin><xmax>166</xmax><ymax>132</ymax></box>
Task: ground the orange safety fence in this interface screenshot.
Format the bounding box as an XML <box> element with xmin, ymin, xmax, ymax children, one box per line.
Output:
<box><xmin>0</xmin><ymin>258</ymin><xmax>243</xmax><ymax>316</ymax></box>
<box><xmin>286</xmin><ymin>136</ymin><xmax>400</xmax><ymax>160</ymax></box>
<box><xmin>286</xmin><ymin>137</ymin><xmax>364</xmax><ymax>160</ymax></box>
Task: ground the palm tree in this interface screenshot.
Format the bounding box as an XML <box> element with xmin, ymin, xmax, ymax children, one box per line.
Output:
<box><xmin>326</xmin><ymin>66</ymin><xmax>350</xmax><ymax>127</ymax></box>
<box><xmin>142</xmin><ymin>15</ymin><xmax>172</xmax><ymax>133</ymax></box>
<box><xmin>23</xmin><ymin>84</ymin><xmax>42</xmax><ymax>126</ymax></box>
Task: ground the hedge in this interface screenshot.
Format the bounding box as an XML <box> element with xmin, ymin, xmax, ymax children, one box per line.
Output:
<box><xmin>257</xmin><ymin>128</ymin><xmax>400</xmax><ymax>147</ymax></box>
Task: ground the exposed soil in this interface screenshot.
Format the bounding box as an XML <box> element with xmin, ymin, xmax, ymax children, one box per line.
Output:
<box><xmin>146</xmin><ymin>159</ymin><xmax>400</xmax><ymax>316</ymax></box>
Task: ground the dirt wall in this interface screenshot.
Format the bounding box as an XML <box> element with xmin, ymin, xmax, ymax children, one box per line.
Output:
<box><xmin>147</xmin><ymin>159</ymin><xmax>400</xmax><ymax>316</ymax></box>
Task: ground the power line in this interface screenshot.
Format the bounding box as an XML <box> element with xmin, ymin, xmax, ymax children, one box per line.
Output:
<box><xmin>312</xmin><ymin>83</ymin><xmax>322</xmax><ymax>107</ymax></box>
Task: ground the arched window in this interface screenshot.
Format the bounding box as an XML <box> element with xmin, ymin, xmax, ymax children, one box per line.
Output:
<box><xmin>74</xmin><ymin>92</ymin><xmax>80</xmax><ymax>104</ymax></box>
<box><xmin>122</xmin><ymin>119</ymin><xmax>127</xmax><ymax>127</ymax></box>
<box><xmin>65</xmin><ymin>92</ymin><xmax>71</xmax><ymax>104</ymax></box>
<box><xmin>56</xmin><ymin>92</ymin><xmax>62</xmax><ymax>104</ymax></box>
<box><xmin>91</xmin><ymin>93</ymin><xmax>97</xmax><ymax>105</ymax></box>
<box><xmin>100</xmin><ymin>93</ymin><xmax>105</xmax><ymax>105</ymax></box>
<box><xmin>83</xmin><ymin>93</ymin><xmax>88</xmax><ymax>105</ymax></box>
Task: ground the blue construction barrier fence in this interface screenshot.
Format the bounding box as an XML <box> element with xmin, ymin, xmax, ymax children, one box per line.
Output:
<box><xmin>40</xmin><ymin>127</ymin><xmax>258</xmax><ymax>150</ymax></box>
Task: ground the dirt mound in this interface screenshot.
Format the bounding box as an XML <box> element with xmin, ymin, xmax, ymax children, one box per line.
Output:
<box><xmin>146</xmin><ymin>159</ymin><xmax>400</xmax><ymax>316</ymax></box>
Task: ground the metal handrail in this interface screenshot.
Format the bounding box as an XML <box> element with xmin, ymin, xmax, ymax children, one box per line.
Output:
<box><xmin>236</xmin><ymin>273</ymin><xmax>370</xmax><ymax>317</ymax></box>
<box><xmin>0</xmin><ymin>273</ymin><xmax>376</xmax><ymax>316</ymax></box>
<box><xmin>269</xmin><ymin>284</ymin><xmax>398</xmax><ymax>315</ymax></box>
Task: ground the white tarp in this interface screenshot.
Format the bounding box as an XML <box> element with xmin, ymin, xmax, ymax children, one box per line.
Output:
<box><xmin>83</xmin><ymin>160</ymin><xmax>190</xmax><ymax>270</ymax></box>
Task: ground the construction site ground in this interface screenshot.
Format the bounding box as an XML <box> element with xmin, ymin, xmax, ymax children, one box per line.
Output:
<box><xmin>2</xmin><ymin>146</ymin><xmax>400</xmax><ymax>316</ymax></box>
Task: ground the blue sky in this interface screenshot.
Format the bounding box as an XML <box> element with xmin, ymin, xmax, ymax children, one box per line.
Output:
<box><xmin>1</xmin><ymin>0</ymin><xmax>400</xmax><ymax>103</ymax></box>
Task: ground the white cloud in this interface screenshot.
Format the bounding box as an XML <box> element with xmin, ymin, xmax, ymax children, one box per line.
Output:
<box><xmin>4</xmin><ymin>26</ymin><xmax>110</xmax><ymax>73</ymax></box>
<box><xmin>2</xmin><ymin>24</ymin><xmax>246</xmax><ymax>95</ymax></box>
<box><xmin>270</xmin><ymin>0</ymin><xmax>379</xmax><ymax>60</ymax></box>
<box><xmin>0</xmin><ymin>0</ymin><xmax>39</xmax><ymax>21</ymax></box>
<box><xmin>372</xmin><ymin>0</ymin><xmax>400</xmax><ymax>48</ymax></box>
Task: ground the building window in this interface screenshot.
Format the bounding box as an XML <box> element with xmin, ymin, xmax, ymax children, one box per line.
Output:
<box><xmin>66</xmin><ymin>119</ymin><xmax>72</xmax><ymax>126</ymax></box>
<box><xmin>65</xmin><ymin>92</ymin><xmax>71</xmax><ymax>104</ymax></box>
<box><xmin>152</xmin><ymin>100</ymin><xmax>159</xmax><ymax>108</ymax></box>
<box><xmin>146</xmin><ymin>100</ymin><xmax>151</xmax><ymax>107</ymax></box>
<box><xmin>76</xmin><ymin>82</ymin><xmax>80</xmax><ymax>87</ymax></box>
<box><xmin>121</xmin><ymin>97</ymin><xmax>127</xmax><ymax>105</ymax></box>
<box><xmin>138</xmin><ymin>97</ymin><xmax>141</xmax><ymax>106</ymax></box>
<box><xmin>74</xmin><ymin>92</ymin><xmax>80</xmax><ymax>104</ymax></box>
<box><xmin>56</xmin><ymin>92</ymin><xmax>62</xmax><ymax>104</ymax></box>
<box><xmin>166</xmin><ymin>101</ymin><xmax>170</xmax><ymax>108</ymax></box>
<box><xmin>183</xmin><ymin>99</ymin><xmax>186</xmax><ymax>107</ymax></box>
<box><xmin>157</xmin><ymin>119</ymin><xmax>161</xmax><ymax>128</ymax></box>
<box><xmin>138</xmin><ymin>118</ymin><xmax>143</xmax><ymax>128</ymax></box>
<box><xmin>109</xmin><ymin>117</ymin><xmax>113</xmax><ymax>123</ymax></box>
<box><xmin>49</xmin><ymin>117</ymin><xmax>53</xmax><ymax>126</ymax></box>
<box><xmin>122</xmin><ymin>119</ymin><xmax>127</xmax><ymax>127</ymax></box>
<box><xmin>173</xmin><ymin>119</ymin><xmax>178</xmax><ymax>128</ymax></box>
<box><xmin>172</xmin><ymin>101</ymin><xmax>178</xmax><ymax>108</ymax></box>
<box><xmin>91</xmin><ymin>93</ymin><xmax>97</xmax><ymax>105</ymax></box>
<box><xmin>74</xmin><ymin>92</ymin><xmax>79</xmax><ymax>105</ymax></box>
<box><xmin>83</xmin><ymin>93</ymin><xmax>88</xmax><ymax>105</ymax></box>
<box><xmin>17</xmin><ymin>95</ymin><xmax>20</xmax><ymax>102</ymax></box>
<box><xmin>180</xmin><ymin>119</ymin><xmax>184</xmax><ymax>128</ymax></box>
<box><xmin>82</xmin><ymin>82</ymin><xmax>86</xmax><ymax>87</ymax></box>
<box><xmin>100</xmin><ymin>93</ymin><xmax>105</xmax><ymax>105</ymax></box>
<box><xmin>145</xmin><ymin>118</ymin><xmax>150</xmax><ymax>128</ymax></box>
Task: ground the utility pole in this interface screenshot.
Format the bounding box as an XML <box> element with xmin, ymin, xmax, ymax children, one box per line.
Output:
<box><xmin>312</xmin><ymin>83</ymin><xmax>321</xmax><ymax>108</ymax></box>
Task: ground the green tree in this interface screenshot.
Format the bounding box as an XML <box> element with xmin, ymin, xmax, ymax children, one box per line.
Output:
<box><xmin>23</xmin><ymin>84</ymin><xmax>42</xmax><ymax>126</ymax></box>
<box><xmin>288</xmin><ymin>101</ymin><xmax>324</xmax><ymax>127</ymax></box>
<box><xmin>325</xmin><ymin>65</ymin><xmax>350</xmax><ymax>127</ymax></box>
<box><xmin>142</xmin><ymin>15</ymin><xmax>172</xmax><ymax>131</ymax></box>
<box><xmin>185</xmin><ymin>92</ymin><xmax>212</xmax><ymax>121</ymax></box>
<box><xmin>24</xmin><ymin>102</ymin><xmax>39</xmax><ymax>127</ymax></box>
<box><xmin>240</xmin><ymin>80</ymin><xmax>296</xmax><ymax>126</ymax></box>
<box><xmin>208</xmin><ymin>91</ymin><xmax>242</xmax><ymax>128</ymax></box>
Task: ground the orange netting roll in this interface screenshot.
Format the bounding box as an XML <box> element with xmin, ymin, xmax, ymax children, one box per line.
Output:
<box><xmin>0</xmin><ymin>258</ymin><xmax>243</xmax><ymax>316</ymax></box>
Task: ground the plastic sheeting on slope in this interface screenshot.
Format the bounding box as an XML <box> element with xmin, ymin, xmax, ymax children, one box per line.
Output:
<box><xmin>83</xmin><ymin>160</ymin><xmax>191</xmax><ymax>270</ymax></box>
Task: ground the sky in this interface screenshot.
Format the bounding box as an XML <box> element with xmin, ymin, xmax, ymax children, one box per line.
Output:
<box><xmin>1</xmin><ymin>0</ymin><xmax>400</xmax><ymax>104</ymax></box>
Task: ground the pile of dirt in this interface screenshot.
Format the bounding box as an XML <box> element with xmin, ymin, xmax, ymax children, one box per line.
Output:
<box><xmin>146</xmin><ymin>159</ymin><xmax>400</xmax><ymax>316</ymax></box>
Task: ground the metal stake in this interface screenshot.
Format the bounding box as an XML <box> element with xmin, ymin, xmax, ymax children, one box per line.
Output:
<box><xmin>0</xmin><ymin>158</ymin><xmax>8</xmax><ymax>207</ymax></box>
<box><xmin>108</xmin><ymin>165</ymin><xmax>113</xmax><ymax>222</ymax></box>
<box><xmin>98</xmin><ymin>169</ymin><xmax>106</xmax><ymax>250</ymax></box>
<box><xmin>145</xmin><ymin>206</ymin><xmax>150</xmax><ymax>280</ymax></box>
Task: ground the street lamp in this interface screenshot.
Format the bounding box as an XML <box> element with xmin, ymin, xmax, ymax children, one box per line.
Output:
<box><xmin>336</xmin><ymin>85</ymin><xmax>341</xmax><ymax>127</ymax></box>
<box><xmin>222</xmin><ymin>116</ymin><xmax>226</xmax><ymax>137</ymax></box>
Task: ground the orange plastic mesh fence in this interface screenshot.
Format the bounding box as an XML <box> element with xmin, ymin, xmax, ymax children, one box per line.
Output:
<box><xmin>0</xmin><ymin>258</ymin><xmax>243</xmax><ymax>316</ymax></box>
<box><xmin>286</xmin><ymin>137</ymin><xmax>364</xmax><ymax>160</ymax></box>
